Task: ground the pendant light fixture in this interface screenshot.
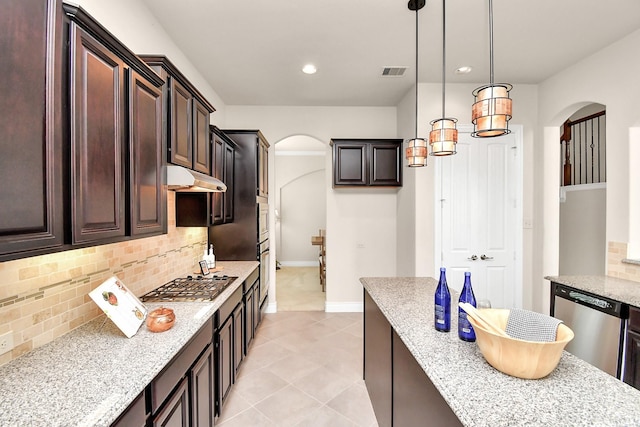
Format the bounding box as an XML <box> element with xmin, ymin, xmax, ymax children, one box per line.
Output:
<box><xmin>429</xmin><ymin>0</ymin><xmax>457</xmax><ymax>156</ymax></box>
<box><xmin>405</xmin><ymin>0</ymin><xmax>428</xmax><ymax>167</ymax></box>
<box><xmin>471</xmin><ymin>0</ymin><xmax>513</xmax><ymax>138</ymax></box>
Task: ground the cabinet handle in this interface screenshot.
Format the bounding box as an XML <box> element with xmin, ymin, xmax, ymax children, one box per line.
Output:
<box><xmin>480</xmin><ymin>254</ymin><xmax>494</xmax><ymax>260</ymax></box>
<box><xmin>468</xmin><ymin>255</ymin><xmax>478</xmax><ymax>261</ymax></box>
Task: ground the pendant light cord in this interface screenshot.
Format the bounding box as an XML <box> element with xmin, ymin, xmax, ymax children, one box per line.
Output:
<box><xmin>441</xmin><ymin>0</ymin><xmax>446</xmax><ymax>118</ymax></box>
<box><xmin>489</xmin><ymin>0</ymin><xmax>494</xmax><ymax>85</ymax></box>
<box><xmin>414</xmin><ymin>6</ymin><xmax>419</xmax><ymax>139</ymax></box>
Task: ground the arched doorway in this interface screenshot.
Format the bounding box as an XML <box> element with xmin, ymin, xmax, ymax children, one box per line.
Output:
<box><xmin>274</xmin><ymin>135</ymin><xmax>327</xmax><ymax>311</ymax></box>
<box><xmin>558</xmin><ymin>103</ymin><xmax>607</xmax><ymax>275</ymax></box>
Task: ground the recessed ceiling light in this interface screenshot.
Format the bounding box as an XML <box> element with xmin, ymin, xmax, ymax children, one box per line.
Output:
<box><xmin>302</xmin><ymin>64</ymin><xmax>317</xmax><ymax>75</ymax></box>
<box><xmin>455</xmin><ymin>66</ymin><xmax>472</xmax><ymax>74</ymax></box>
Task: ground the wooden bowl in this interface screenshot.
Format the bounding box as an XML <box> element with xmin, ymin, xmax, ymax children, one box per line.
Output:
<box><xmin>146</xmin><ymin>307</ymin><xmax>176</xmax><ymax>333</ymax></box>
<box><xmin>467</xmin><ymin>308</ymin><xmax>574</xmax><ymax>379</ymax></box>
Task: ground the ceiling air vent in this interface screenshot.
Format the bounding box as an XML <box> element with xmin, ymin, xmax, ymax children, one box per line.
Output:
<box><xmin>381</xmin><ymin>66</ymin><xmax>408</xmax><ymax>77</ymax></box>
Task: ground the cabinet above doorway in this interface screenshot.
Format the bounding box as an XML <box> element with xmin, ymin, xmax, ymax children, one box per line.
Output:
<box><xmin>330</xmin><ymin>139</ymin><xmax>403</xmax><ymax>187</ymax></box>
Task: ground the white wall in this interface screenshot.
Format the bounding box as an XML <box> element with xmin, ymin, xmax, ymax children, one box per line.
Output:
<box><xmin>538</xmin><ymin>28</ymin><xmax>640</xmax><ymax>311</ymax></box>
<box><xmin>225</xmin><ymin>106</ymin><xmax>398</xmax><ymax>311</ymax></box>
<box><xmin>275</xmin><ymin>155</ymin><xmax>326</xmax><ymax>264</ymax></box>
<box><xmin>559</xmin><ymin>186</ymin><xmax>606</xmax><ymax>275</ymax></box>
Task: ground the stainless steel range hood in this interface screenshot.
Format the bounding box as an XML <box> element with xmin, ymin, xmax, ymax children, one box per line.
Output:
<box><xmin>167</xmin><ymin>165</ymin><xmax>227</xmax><ymax>192</ymax></box>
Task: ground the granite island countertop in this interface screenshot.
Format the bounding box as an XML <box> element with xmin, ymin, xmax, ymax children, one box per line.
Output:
<box><xmin>361</xmin><ymin>277</ymin><xmax>640</xmax><ymax>427</ymax></box>
<box><xmin>0</xmin><ymin>260</ymin><xmax>258</xmax><ymax>427</ymax></box>
<box><xmin>545</xmin><ymin>275</ymin><xmax>640</xmax><ymax>307</ymax></box>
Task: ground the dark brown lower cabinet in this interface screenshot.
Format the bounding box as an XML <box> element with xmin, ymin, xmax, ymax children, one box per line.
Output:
<box><xmin>191</xmin><ymin>345</ymin><xmax>215</xmax><ymax>427</ymax></box>
<box><xmin>233</xmin><ymin>303</ymin><xmax>245</xmax><ymax>376</ymax></box>
<box><xmin>217</xmin><ymin>315</ymin><xmax>233</xmax><ymax>412</ymax></box>
<box><xmin>112</xmin><ymin>390</ymin><xmax>147</xmax><ymax>427</ymax></box>
<box><xmin>624</xmin><ymin>306</ymin><xmax>640</xmax><ymax>390</ymax></box>
<box><xmin>153</xmin><ymin>377</ymin><xmax>189</xmax><ymax>427</ymax></box>
<box><xmin>364</xmin><ymin>289</ymin><xmax>462</xmax><ymax>427</ymax></box>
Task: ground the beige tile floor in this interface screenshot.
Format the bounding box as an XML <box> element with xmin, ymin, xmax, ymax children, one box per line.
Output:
<box><xmin>275</xmin><ymin>266</ymin><xmax>326</xmax><ymax>311</ymax></box>
<box><xmin>217</xmin><ymin>311</ymin><xmax>378</xmax><ymax>427</ymax></box>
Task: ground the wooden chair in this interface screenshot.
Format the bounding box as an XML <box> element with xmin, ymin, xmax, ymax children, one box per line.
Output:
<box><xmin>318</xmin><ymin>229</ymin><xmax>326</xmax><ymax>292</ymax></box>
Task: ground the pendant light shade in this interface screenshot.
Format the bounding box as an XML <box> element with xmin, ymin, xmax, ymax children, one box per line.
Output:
<box><xmin>405</xmin><ymin>0</ymin><xmax>427</xmax><ymax>167</ymax></box>
<box><xmin>472</xmin><ymin>0</ymin><xmax>513</xmax><ymax>138</ymax></box>
<box><xmin>471</xmin><ymin>83</ymin><xmax>512</xmax><ymax>137</ymax></box>
<box><xmin>429</xmin><ymin>118</ymin><xmax>458</xmax><ymax>156</ymax></box>
<box><xmin>406</xmin><ymin>137</ymin><xmax>428</xmax><ymax>167</ymax></box>
<box><xmin>429</xmin><ymin>0</ymin><xmax>457</xmax><ymax>156</ymax></box>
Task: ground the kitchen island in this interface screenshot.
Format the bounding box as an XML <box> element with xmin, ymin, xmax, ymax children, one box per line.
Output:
<box><xmin>0</xmin><ymin>261</ymin><xmax>258</xmax><ymax>427</ymax></box>
<box><xmin>362</xmin><ymin>277</ymin><xmax>640</xmax><ymax>427</ymax></box>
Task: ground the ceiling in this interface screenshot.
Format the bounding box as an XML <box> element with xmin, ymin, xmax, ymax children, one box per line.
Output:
<box><xmin>140</xmin><ymin>0</ymin><xmax>640</xmax><ymax>107</ymax></box>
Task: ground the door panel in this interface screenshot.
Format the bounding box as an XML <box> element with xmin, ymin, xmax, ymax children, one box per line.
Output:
<box><xmin>440</xmin><ymin>129</ymin><xmax>519</xmax><ymax>308</ymax></box>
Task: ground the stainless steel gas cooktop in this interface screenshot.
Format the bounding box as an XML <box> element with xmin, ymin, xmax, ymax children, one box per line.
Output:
<box><xmin>140</xmin><ymin>275</ymin><xmax>237</xmax><ymax>302</ymax></box>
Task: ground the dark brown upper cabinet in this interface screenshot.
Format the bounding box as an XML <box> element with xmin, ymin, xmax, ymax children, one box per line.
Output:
<box><xmin>0</xmin><ymin>0</ymin><xmax>64</xmax><ymax>259</ymax></box>
<box><xmin>129</xmin><ymin>70</ymin><xmax>166</xmax><ymax>236</ymax></box>
<box><xmin>68</xmin><ymin>23</ymin><xmax>127</xmax><ymax>244</ymax></box>
<box><xmin>139</xmin><ymin>55</ymin><xmax>216</xmax><ymax>175</ymax></box>
<box><xmin>64</xmin><ymin>4</ymin><xmax>165</xmax><ymax>245</ymax></box>
<box><xmin>330</xmin><ymin>139</ymin><xmax>403</xmax><ymax>187</ymax></box>
<box><xmin>211</xmin><ymin>127</ymin><xmax>236</xmax><ymax>225</ymax></box>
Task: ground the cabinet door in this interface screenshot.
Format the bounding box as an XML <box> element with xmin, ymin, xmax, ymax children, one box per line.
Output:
<box><xmin>217</xmin><ymin>316</ymin><xmax>234</xmax><ymax>410</ymax></box>
<box><xmin>0</xmin><ymin>0</ymin><xmax>63</xmax><ymax>257</ymax></box>
<box><xmin>370</xmin><ymin>142</ymin><xmax>402</xmax><ymax>186</ymax></box>
<box><xmin>211</xmin><ymin>131</ymin><xmax>224</xmax><ymax>224</ymax></box>
<box><xmin>112</xmin><ymin>391</ymin><xmax>147</xmax><ymax>427</ymax></box>
<box><xmin>129</xmin><ymin>69</ymin><xmax>165</xmax><ymax>236</ymax></box>
<box><xmin>624</xmin><ymin>330</ymin><xmax>640</xmax><ymax>390</ymax></box>
<box><xmin>233</xmin><ymin>303</ymin><xmax>245</xmax><ymax>375</ymax></box>
<box><xmin>191</xmin><ymin>345</ymin><xmax>214</xmax><ymax>427</ymax></box>
<box><xmin>258</xmin><ymin>138</ymin><xmax>269</xmax><ymax>197</ymax></box>
<box><xmin>223</xmin><ymin>142</ymin><xmax>235</xmax><ymax>223</ymax></box>
<box><xmin>169</xmin><ymin>78</ymin><xmax>192</xmax><ymax>168</ymax></box>
<box><xmin>193</xmin><ymin>99</ymin><xmax>211</xmax><ymax>174</ymax></box>
<box><xmin>153</xmin><ymin>376</ymin><xmax>190</xmax><ymax>427</ymax></box>
<box><xmin>245</xmin><ymin>286</ymin><xmax>255</xmax><ymax>351</ymax></box>
<box><xmin>69</xmin><ymin>24</ymin><xmax>126</xmax><ymax>244</ymax></box>
<box><xmin>333</xmin><ymin>143</ymin><xmax>367</xmax><ymax>186</ymax></box>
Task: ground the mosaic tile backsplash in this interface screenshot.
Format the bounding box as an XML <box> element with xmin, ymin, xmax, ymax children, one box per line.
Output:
<box><xmin>0</xmin><ymin>192</ymin><xmax>207</xmax><ymax>366</ymax></box>
<box><xmin>608</xmin><ymin>241</ymin><xmax>640</xmax><ymax>282</ymax></box>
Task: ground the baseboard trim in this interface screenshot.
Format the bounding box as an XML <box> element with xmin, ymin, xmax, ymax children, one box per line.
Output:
<box><xmin>278</xmin><ymin>261</ymin><xmax>318</xmax><ymax>267</ymax></box>
<box><xmin>264</xmin><ymin>301</ymin><xmax>277</xmax><ymax>313</ymax></box>
<box><xmin>325</xmin><ymin>302</ymin><xmax>363</xmax><ymax>313</ymax></box>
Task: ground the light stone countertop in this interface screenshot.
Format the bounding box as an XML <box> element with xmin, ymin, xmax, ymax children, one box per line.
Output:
<box><xmin>545</xmin><ymin>275</ymin><xmax>640</xmax><ymax>307</ymax></box>
<box><xmin>0</xmin><ymin>260</ymin><xmax>259</xmax><ymax>427</ymax></box>
<box><xmin>361</xmin><ymin>277</ymin><xmax>640</xmax><ymax>427</ymax></box>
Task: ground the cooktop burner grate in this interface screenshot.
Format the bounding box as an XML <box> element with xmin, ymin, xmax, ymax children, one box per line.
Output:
<box><xmin>140</xmin><ymin>275</ymin><xmax>238</xmax><ymax>302</ymax></box>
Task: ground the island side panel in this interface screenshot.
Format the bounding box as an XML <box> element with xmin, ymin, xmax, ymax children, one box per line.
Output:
<box><xmin>392</xmin><ymin>330</ymin><xmax>463</xmax><ymax>426</ymax></box>
<box><xmin>363</xmin><ymin>289</ymin><xmax>392</xmax><ymax>427</ymax></box>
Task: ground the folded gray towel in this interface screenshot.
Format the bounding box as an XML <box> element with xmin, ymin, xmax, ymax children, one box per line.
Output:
<box><xmin>505</xmin><ymin>308</ymin><xmax>563</xmax><ymax>342</ymax></box>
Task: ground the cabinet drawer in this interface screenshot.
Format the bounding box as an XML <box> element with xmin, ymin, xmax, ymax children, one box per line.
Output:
<box><xmin>630</xmin><ymin>306</ymin><xmax>640</xmax><ymax>332</ymax></box>
<box><xmin>151</xmin><ymin>320</ymin><xmax>213</xmax><ymax>413</ymax></box>
<box><xmin>112</xmin><ymin>390</ymin><xmax>147</xmax><ymax>427</ymax></box>
<box><xmin>218</xmin><ymin>285</ymin><xmax>243</xmax><ymax>323</ymax></box>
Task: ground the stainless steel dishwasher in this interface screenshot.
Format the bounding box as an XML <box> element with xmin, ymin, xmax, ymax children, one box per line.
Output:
<box><xmin>551</xmin><ymin>283</ymin><xmax>628</xmax><ymax>378</ymax></box>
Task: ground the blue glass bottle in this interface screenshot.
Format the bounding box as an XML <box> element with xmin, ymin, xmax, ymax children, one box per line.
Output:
<box><xmin>458</xmin><ymin>271</ymin><xmax>477</xmax><ymax>341</ymax></box>
<box><xmin>434</xmin><ymin>267</ymin><xmax>451</xmax><ymax>332</ymax></box>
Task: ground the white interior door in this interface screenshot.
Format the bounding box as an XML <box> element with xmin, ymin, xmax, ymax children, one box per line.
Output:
<box><xmin>437</xmin><ymin>126</ymin><xmax>522</xmax><ymax>309</ymax></box>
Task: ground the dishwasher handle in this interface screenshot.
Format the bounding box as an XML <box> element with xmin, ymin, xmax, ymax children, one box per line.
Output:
<box><xmin>553</xmin><ymin>284</ymin><xmax>627</xmax><ymax>318</ymax></box>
